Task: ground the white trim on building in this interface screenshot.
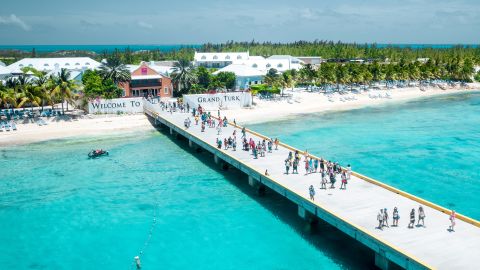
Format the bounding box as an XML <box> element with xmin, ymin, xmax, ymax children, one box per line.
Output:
<box><xmin>6</xmin><ymin>57</ymin><xmax>101</xmax><ymax>72</ymax></box>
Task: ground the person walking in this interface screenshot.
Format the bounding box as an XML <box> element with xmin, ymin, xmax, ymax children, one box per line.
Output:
<box><xmin>383</xmin><ymin>208</ymin><xmax>390</xmax><ymax>228</ymax></box>
<box><xmin>304</xmin><ymin>157</ymin><xmax>310</xmax><ymax>175</ymax></box>
<box><xmin>321</xmin><ymin>170</ymin><xmax>327</xmax><ymax>189</ymax></box>
<box><xmin>309</xmin><ymin>185</ymin><xmax>315</xmax><ymax>201</ymax></box>
<box><xmin>292</xmin><ymin>158</ymin><xmax>298</xmax><ymax>174</ymax></box>
<box><xmin>340</xmin><ymin>171</ymin><xmax>347</xmax><ymax>190</ymax></box>
<box><xmin>449</xmin><ymin>210</ymin><xmax>456</xmax><ymax>232</ymax></box>
<box><xmin>408</xmin><ymin>209</ymin><xmax>416</xmax><ymax>229</ymax></box>
<box><xmin>274</xmin><ymin>138</ymin><xmax>279</xmax><ymax>150</ymax></box>
<box><xmin>377</xmin><ymin>209</ymin><xmax>384</xmax><ymax>230</ymax></box>
<box><xmin>329</xmin><ymin>172</ymin><xmax>336</xmax><ymax>188</ymax></box>
<box><xmin>417</xmin><ymin>206</ymin><xmax>426</xmax><ymax>227</ymax></box>
<box><xmin>285</xmin><ymin>158</ymin><xmax>291</xmax><ymax>174</ymax></box>
<box><xmin>314</xmin><ymin>159</ymin><xmax>319</xmax><ymax>173</ymax></box>
<box><xmin>392</xmin><ymin>207</ymin><xmax>400</xmax><ymax>227</ymax></box>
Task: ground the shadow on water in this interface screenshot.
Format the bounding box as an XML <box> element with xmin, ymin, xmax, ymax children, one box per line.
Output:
<box><xmin>146</xmin><ymin>117</ymin><xmax>400</xmax><ymax>270</ymax></box>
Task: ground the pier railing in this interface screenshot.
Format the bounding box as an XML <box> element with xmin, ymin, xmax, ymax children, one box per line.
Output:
<box><xmin>223</xmin><ymin>116</ymin><xmax>480</xmax><ymax>229</ymax></box>
<box><xmin>143</xmin><ymin>104</ymin><xmax>435</xmax><ymax>269</ymax></box>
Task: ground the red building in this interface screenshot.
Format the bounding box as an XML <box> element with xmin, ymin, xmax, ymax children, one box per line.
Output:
<box><xmin>119</xmin><ymin>63</ymin><xmax>173</xmax><ymax>98</ymax></box>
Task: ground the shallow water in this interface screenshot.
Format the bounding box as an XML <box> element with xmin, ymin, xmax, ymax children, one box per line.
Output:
<box><xmin>251</xmin><ymin>92</ymin><xmax>480</xmax><ymax>220</ymax></box>
<box><xmin>0</xmin><ymin>132</ymin><xmax>372</xmax><ymax>269</ymax></box>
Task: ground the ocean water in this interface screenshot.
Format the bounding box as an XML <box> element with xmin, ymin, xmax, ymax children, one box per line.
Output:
<box><xmin>0</xmin><ymin>44</ymin><xmax>477</xmax><ymax>53</ymax></box>
<box><xmin>1</xmin><ymin>92</ymin><xmax>479</xmax><ymax>270</ymax></box>
<box><xmin>0</xmin><ymin>44</ymin><xmax>201</xmax><ymax>53</ymax></box>
<box><xmin>251</xmin><ymin>92</ymin><xmax>480</xmax><ymax>220</ymax></box>
<box><xmin>0</xmin><ymin>132</ymin><xmax>372</xmax><ymax>270</ymax></box>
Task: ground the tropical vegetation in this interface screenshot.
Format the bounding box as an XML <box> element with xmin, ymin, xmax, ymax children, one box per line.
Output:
<box><xmin>0</xmin><ymin>68</ymin><xmax>79</xmax><ymax>112</ymax></box>
<box><xmin>261</xmin><ymin>58</ymin><xmax>476</xmax><ymax>91</ymax></box>
<box><xmin>172</xmin><ymin>60</ymin><xmax>237</xmax><ymax>95</ymax></box>
<box><xmin>0</xmin><ymin>54</ymin><xmax>129</xmax><ymax>110</ymax></box>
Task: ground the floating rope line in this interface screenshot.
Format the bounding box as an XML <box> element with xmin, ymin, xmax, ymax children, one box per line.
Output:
<box><xmin>130</xmin><ymin>190</ymin><xmax>160</xmax><ymax>269</ymax></box>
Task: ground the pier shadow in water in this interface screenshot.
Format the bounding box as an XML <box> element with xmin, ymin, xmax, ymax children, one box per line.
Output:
<box><xmin>148</xmin><ymin>117</ymin><xmax>402</xmax><ymax>270</ymax></box>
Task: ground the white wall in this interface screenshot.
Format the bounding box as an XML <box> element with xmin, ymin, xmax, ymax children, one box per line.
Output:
<box><xmin>183</xmin><ymin>92</ymin><xmax>252</xmax><ymax>110</ymax></box>
<box><xmin>88</xmin><ymin>97</ymin><xmax>145</xmax><ymax>114</ymax></box>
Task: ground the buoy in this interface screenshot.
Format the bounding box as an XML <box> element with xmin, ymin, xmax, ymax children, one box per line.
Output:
<box><xmin>134</xmin><ymin>256</ymin><xmax>141</xmax><ymax>269</ymax></box>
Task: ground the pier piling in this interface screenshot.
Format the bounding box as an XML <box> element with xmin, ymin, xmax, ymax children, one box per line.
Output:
<box><xmin>375</xmin><ymin>250</ymin><xmax>390</xmax><ymax>270</ymax></box>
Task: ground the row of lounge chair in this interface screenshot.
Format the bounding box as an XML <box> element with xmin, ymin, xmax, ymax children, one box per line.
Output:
<box><xmin>0</xmin><ymin>121</ymin><xmax>17</xmax><ymax>132</ymax></box>
<box><xmin>0</xmin><ymin>109</ymin><xmax>65</xmax><ymax>121</ymax></box>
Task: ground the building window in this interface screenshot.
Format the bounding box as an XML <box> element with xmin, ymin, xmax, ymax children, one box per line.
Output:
<box><xmin>201</xmin><ymin>55</ymin><xmax>206</xmax><ymax>60</ymax></box>
<box><xmin>225</xmin><ymin>55</ymin><xmax>230</xmax><ymax>60</ymax></box>
<box><xmin>75</xmin><ymin>63</ymin><xmax>80</xmax><ymax>66</ymax></box>
<box><xmin>86</xmin><ymin>63</ymin><xmax>90</xmax><ymax>65</ymax></box>
<box><xmin>237</xmin><ymin>55</ymin><xmax>242</xmax><ymax>59</ymax></box>
<box><xmin>164</xmin><ymin>87</ymin><xmax>169</xmax><ymax>94</ymax></box>
<box><xmin>213</xmin><ymin>55</ymin><xmax>218</xmax><ymax>60</ymax></box>
<box><xmin>252</xmin><ymin>63</ymin><xmax>258</xmax><ymax>68</ymax></box>
<box><xmin>19</xmin><ymin>64</ymin><xmax>24</xmax><ymax>67</ymax></box>
<box><xmin>266</xmin><ymin>63</ymin><xmax>271</xmax><ymax>68</ymax></box>
<box><xmin>277</xmin><ymin>63</ymin><xmax>283</xmax><ymax>68</ymax></box>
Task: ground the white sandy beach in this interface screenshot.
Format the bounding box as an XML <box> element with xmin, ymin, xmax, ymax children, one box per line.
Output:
<box><xmin>1</xmin><ymin>83</ymin><xmax>479</xmax><ymax>146</ymax></box>
<box><xmin>0</xmin><ymin>114</ymin><xmax>156</xmax><ymax>146</ymax></box>
<box><xmin>223</xmin><ymin>83</ymin><xmax>480</xmax><ymax>124</ymax></box>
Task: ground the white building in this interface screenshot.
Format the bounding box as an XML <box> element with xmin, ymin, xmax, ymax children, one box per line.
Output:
<box><xmin>194</xmin><ymin>51</ymin><xmax>304</xmax><ymax>73</ymax></box>
<box><xmin>213</xmin><ymin>64</ymin><xmax>266</xmax><ymax>90</ymax></box>
<box><xmin>0</xmin><ymin>65</ymin><xmax>10</xmax><ymax>80</ymax></box>
<box><xmin>194</xmin><ymin>52</ymin><xmax>250</xmax><ymax>68</ymax></box>
<box><xmin>6</xmin><ymin>57</ymin><xmax>101</xmax><ymax>73</ymax></box>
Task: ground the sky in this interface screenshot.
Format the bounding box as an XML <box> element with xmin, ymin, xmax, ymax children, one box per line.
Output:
<box><xmin>0</xmin><ymin>0</ymin><xmax>479</xmax><ymax>45</ymax></box>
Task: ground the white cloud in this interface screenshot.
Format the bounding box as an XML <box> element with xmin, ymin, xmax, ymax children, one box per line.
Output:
<box><xmin>137</xmin><ymin>21</ymin><xmax>153</xmax><ymax>29</ymax></box>
<box><xmin>0</xmin><ymin>14</ymin><xmax>31</xmax><ymax>31</ymax></box>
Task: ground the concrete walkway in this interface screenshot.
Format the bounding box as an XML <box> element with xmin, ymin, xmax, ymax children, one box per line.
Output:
<box><xmin>145</xmin><ymin>104</ymin><xmax>480</xmax><ymax>270</ymax></box>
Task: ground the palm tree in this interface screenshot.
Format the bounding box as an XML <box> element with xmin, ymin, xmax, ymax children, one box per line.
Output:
<box><xmin>0</xmin><ymin>83</ymin><xmax>10</xmax><ymax>108</ymax></box>
<box><xmin>280</xmin><ymin>71</ymin><xmax>292</xmax><ymax>96</ymax></box>
<box><xmin>98</xmin><ymin>56</ymin><xmax>131</xmax><ymax>85</ymax></box>
<box><xmin>34</xmin><ymin>75</ymin><xmax>51</xmax><ymax>111</ymax></box>
<box><xmin>335</xmin><ymin>65</ymin><xmax>350</xmax><ymax>91</ymax></box>
<box><xmin>50</xmin><ymin>69</ymin><xmax>78</xmax><ymax>114</ymax></box>
<box><xmin>18</xmin><ymin>84</ymin><xmax>41</xmax><ymax>111</ymax></box>
<box><xmin>172</xmin><ymin>59</ymin><xmax>197</xmax><ymax>95</ymax></box>
<box><xmin>264</xmin><ymin>68</ymin><xmax>281</xmax><ymax>89</ymax></box>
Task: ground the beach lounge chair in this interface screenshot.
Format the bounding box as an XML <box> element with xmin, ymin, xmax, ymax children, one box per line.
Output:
<box><xmin>4</xmin><ymin>121</ymin><xmax>11</xmax><ymax>131</ymax></box>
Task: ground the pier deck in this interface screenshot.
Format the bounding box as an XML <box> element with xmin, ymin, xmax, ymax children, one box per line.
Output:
<box><xmin>144</xmin><ymin>103</ymin><xmax>480</xmax><ymax>270</ymax></box>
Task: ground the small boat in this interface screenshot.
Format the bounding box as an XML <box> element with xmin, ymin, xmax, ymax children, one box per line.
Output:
<box><xmin>88</xmin><ymin>149</ymin><xmax>109</xmax><ymax>159</ymax></box>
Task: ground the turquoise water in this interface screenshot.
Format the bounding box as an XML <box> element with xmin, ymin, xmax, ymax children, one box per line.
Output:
<box><xmin>2</xmin><ymin>92</ymin><xmax>479</xmax><ymax>269</ymax></box>
<box><xmin>0</xmin><ymin>132</ymin><xmax>372</xmax><ymax>269</ymax></box>
<box><xmin>251</xmin><ymin>92</ymin><xmax>480</xmax><ymax>220</ymax></box>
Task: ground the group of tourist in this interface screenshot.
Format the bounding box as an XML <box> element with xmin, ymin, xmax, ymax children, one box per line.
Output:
<box><xmin>169</xmin><ymin>102</ymin><xmax>461</xmax><ymax>233</ymax></box>
<box><xmin>283</xmin><ymin>151</ymin><xmax>351</xmax><ymax>192</ymax></box>
<box><xmin>376</xmin><ymin>206</ymin><xmax>426</xmax><ymax>230</ymax></box>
